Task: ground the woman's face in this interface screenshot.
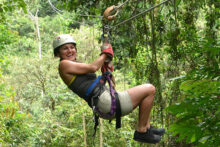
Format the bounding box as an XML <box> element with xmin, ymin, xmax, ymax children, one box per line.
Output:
<box><xmin>58</xmin><ymin>43</ymin><xmax>77</xmax><ymax>61</ymax></box>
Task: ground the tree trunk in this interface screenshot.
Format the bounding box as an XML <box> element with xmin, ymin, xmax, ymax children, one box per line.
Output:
<box><xmin>148</xmin><ymin>1</ymin><xmax>164</xmax><ymax>126</ymax></box>
<box><xmin>35</xmin><ymin>10</ymin><xmax>41</xmax><ymax>59</ymax></box>
<box><xmin>27</xmin><ymin>9</ymin><xmax>41</xmax><ymax>59</ymax></box>
<box><xmin>205</xmin><ymin>1</ymin><xmax>218</xmax><ymax>67</ymax></box>
<box><xmin>99</xmin><ymin>118</ymin><xmax>103</xmax><ymax>147</ymax></box>
<box><xmin>82</xmin><ymin>114</ymin><xmax>87</xmax><ymax>147</ymax></box>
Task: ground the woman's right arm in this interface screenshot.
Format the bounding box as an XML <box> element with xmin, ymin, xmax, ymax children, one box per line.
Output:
<box><xmin>59</xmin><ymin>54</ymin><xmax>108</xmax><ymax>75</ymax></box>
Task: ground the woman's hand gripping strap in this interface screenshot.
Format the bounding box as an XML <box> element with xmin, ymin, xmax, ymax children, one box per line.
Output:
<box><xmin>100</xmin><ymin>42</ymin><xmax>114</xmax><ymax>60</ymax></box>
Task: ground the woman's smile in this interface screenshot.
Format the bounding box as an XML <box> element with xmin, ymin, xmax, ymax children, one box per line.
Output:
<box><xmin>59</xmin><ymin>43</ymin><xmax>77</xmax><ymax>61</ymax></box>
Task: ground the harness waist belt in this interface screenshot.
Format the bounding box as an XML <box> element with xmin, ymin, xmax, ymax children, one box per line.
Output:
<box><xmin>85</xmin><ymin>76</ymin><xmax>102</xmax><ymax>98</ymax></box>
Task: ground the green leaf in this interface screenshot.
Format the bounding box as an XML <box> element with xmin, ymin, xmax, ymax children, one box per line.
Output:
<box><xmin>190</xmin><ymin>133</ymin><xmax>196</xmax><ymax>143</ymax></box>
<box><xmin>179</xmin><ymin>80</ymin><xmax>194</xmax><ymax>91</ymax></box>
<box><xmin>176</xmin><ymin>0</ymin><xmax>181</xmax><ymax>6</ymax></box>
<box><xmin>199</xmin><ymin>136</ymin><xmax>211</xmax><ymax>144</ymax></box>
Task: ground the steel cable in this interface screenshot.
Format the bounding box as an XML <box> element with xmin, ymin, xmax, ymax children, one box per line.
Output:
<box><xmin>110</xmin><ymin>0</ymin><xmax>172</xmax><ymax>30</ymax></box>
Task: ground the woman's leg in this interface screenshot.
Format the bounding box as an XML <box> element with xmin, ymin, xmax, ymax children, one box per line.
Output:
<box><xmin>127</xmin><ymin>84</ymin><xmax>156</xmax><ymax>133</ymax></box>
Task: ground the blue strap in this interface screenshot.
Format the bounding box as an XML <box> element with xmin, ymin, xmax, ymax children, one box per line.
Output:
<box><xmin>86</xmin><ymin>76</ymin><xmax>102</xmax><ymax>97</ymax></box>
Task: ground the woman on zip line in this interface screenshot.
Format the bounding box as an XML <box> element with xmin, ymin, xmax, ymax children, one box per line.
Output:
<box><xmin>53</xmin><ymin>34</ymin><xmax>165</xmax><ymax>144</ymax></box>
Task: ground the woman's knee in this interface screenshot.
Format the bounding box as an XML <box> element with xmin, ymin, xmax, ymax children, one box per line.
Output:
<box><xmin>128</xmin><ymin>84</ymin><xmax>156</xmax><ymax>108</ymax></box>
<box><xmin>144</xmin><ymin>84</ymin><xmax>156</xmax><ymax>95</ymax></box>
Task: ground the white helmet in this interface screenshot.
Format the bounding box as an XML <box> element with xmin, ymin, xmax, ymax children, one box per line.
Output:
<box><xmin>53</xmin><ymin>34</ymin><xmax>76</xmax><ymax>50</ymax></box>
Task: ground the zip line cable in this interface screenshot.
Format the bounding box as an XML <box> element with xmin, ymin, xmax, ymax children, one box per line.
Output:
<box><xmin>48</xmin><ymin>0</ymin><xmax>171</xmax><ymax>30</ymax></box>
<box><xmin>48</xmin><ymin>0</ymin><xmax>103</xmax><ymax>18</ymax></box>
<box><xmin>48</xmin><ymin>0</ymin><xmax>171</xmax><ymax>33</ymax></box>
<box><xmin>48</xmin><ymin>0</ymin><xmax>63</xmax><ymax>14</ymax></box>
<box><xmin>110</xmin><ymin>0</ymin><xmax>172</xmax><ymax>30</ymax></box>
<box><xmin>48</xmin><ymin>0</ymin><xmax>102</xmax><ymax>28</ymax></box>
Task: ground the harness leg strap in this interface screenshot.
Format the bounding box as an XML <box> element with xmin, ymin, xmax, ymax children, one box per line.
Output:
<box><xmin>93</xmin><ymin>112</ymin><xmax>99</xmax><ymax>137</ymax></box>
<box><xmin>115</xmin><ymin>92</ymin><xmax>121</xmax><ymax>129</ymax></box>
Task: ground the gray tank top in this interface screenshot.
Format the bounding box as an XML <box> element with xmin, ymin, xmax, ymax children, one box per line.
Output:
<box><xmin>68</xmin><ymin>73</ymin><xmax>104</xmax><ymax>105</ymax></box>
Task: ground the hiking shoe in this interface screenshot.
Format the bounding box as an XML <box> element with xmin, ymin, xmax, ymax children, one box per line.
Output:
<box><xmin>149</xmin><ymin>126</ymin><xmax>165</xmax><ymax>136</ymax></box>
<box><xmin>133</xmin><ymin>130</ymin><xmax>161</xmax><ymax>144</ymax></box>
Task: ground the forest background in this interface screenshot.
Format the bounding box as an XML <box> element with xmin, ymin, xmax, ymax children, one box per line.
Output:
<box><xmin>0</xmin><ymin>0</ymin><xmax>219</xmax><ymax>146</ymax></box>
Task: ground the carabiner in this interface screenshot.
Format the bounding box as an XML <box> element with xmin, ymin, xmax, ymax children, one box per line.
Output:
<box><xmin>101</xmin><ymin>32</ymin><xmax>111</xmax><ymax>43</ymax></box>
<box><xmin>103</xmin><ymin>5</ymin><xmax>119</xmax><ymax>21</ymax></box>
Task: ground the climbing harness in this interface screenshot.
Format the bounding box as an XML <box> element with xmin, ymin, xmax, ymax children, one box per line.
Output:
<box><xmin>85</xmin><ymin>72</ymin><xmax>121</xmax><ymax>136</ymax></box>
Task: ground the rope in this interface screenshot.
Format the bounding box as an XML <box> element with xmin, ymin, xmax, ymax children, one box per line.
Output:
<box><xmin>110</xmin><ymin>0</ymin><xmax>172</xmax><ymax>30</ymax></box>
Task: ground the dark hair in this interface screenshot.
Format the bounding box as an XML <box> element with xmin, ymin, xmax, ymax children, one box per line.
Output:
<box><xmin>53</xmin><ymin>47</ymin><xmax>60</xmax><ymax>57</ymax></box>
<box><xmin>53</xmin><ymin>43</ymin><xmax>77</xmax><ymax>57</ymax></box>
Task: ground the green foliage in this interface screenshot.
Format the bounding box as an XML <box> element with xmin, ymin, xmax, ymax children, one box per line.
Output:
<box><xmin>0</xmin><ymin>0</ymin><xmax>27</xmax><ymax>22</ymax></box>
<box><xmin>0</xmin><ymin>56</ymin><xmax>10</xmax><ymax>75</ymax></box>
<box><xmin>0</xmin><ymin>0</ymin><xmax>219</xmax><ymax>146</ymax></box>
<box><xmin>167</xmin><ymin>36</ymin><xmax>220</xmax><ymax>146</ymax></box>
<box><xmin>0</xmin><ymin>58</ymin><xmax>32</xmax><ymax>146</ymax></box>
<box><xmin>0</xmin><ymin>24</ymin><xmax>18</xmax><ymax>56</ymax></box>
<box><xmin>168</xmin><ymin>79</ymin><xmax>220</xmax><ymax>146</ymax></box>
